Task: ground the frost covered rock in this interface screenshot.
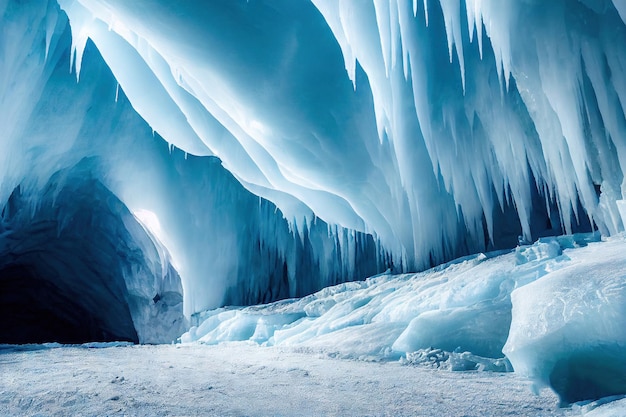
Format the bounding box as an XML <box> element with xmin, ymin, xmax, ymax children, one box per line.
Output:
<box><xmin>504</xmin><ymin>239</ymin><xmax>626</xmax><ymax>404</ymax></box>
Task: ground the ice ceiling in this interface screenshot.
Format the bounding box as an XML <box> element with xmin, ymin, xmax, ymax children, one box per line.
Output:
<box><xmin>1</xmin><ymin>0</ymin><xmax>626</xmax><ymax>341</ymax></box>
<box><xmin>57</xmin><ymin>0</ymin><xmax>626</xmax><ymax>260</ymax></box>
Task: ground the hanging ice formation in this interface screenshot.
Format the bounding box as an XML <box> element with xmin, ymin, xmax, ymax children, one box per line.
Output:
<box><xmin>0</xmin><ymin>0</ymin><xmax>387</xmax><ymax>338</ymax></box>
<box><xmin>55</xmin><ymin>0</ymin><xmax>626</xmax><ymax>264</ymax></box>
<box><xmin>2</xmin><ymin>0</ymin><xmax>626</xmax><ymax>333</ymax></box>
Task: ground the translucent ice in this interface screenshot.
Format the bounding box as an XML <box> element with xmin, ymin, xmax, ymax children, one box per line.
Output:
<box><xmin>182</xmin><ymin>233</ymin><xmax>626</xmax><ymax>403</ymax></box>
<box><xmin>504</xmin><ymin>238</ymin><xmax>626</xmax><ymax>404</ymax></box>
<box><xmin>53</xmin><ymin>0</ymin><xmax>626</xmax><ymax>272</ymax></box>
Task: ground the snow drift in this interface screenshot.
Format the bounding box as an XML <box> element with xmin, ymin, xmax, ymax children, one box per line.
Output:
<box><xmin>182</xmin><ymin>233</ymin><xmax>626</xmax><ymax>405</ymax></box>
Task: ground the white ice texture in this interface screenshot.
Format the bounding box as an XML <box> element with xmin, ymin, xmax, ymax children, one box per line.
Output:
<box><xmin>53</xmin><ymin>0</ymin><xmax>626</xmax><ymax>274</ymax></box>
<box><xmin>4</xmin><ymin>0</ymin><xmax>626</xmax><ymax>315</ymax></box>
<box><xmin>181</xmin><ymin>233</ymin><xmax>626</xmax><ymax>405</ymax></box>
<box><xmin>3</xmin><ymin>0</ymin><xmax>626</xmax><ymax>404</ymax></box>
<box><xmin>0</xmin><ymin>1</ymin><xmax>386</xmax><ymax>318</ymax></box>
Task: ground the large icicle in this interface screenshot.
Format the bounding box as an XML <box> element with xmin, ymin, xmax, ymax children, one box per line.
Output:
<box><xmin>48</xmin><ymin>0</ymin><xmax>626</xmax><ymax>280</ymax></box>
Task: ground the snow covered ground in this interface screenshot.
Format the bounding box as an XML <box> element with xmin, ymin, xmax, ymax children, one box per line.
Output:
<box><xmin>181</xmin><ymin>233</ymin><xmax>626</xmax><ymax>406</ymax></box>
<box><xmin>1</xmin><ymin>342</ymin><xmax>572</xmax><ymax>416</ymax></box>
<box><xmin>3</xmin><ymin>233</ymin><xmax>626</xmax><ymax>416</ymax></box>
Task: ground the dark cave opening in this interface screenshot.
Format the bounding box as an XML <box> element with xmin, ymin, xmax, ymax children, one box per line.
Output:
<box><xmin>0</xmin><ymin>263</ymin><xmax>138</xmax><ymax>344</ymax></box>
<box><xmin>0</xmin><ymin>163</ymin><xmax>149</xmax><ymax>345</ymax></box>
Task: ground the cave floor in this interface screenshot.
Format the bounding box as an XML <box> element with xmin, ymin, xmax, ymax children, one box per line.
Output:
<box><xmin>0</xmin><ymin>342</ymin><xmax>577</xmax><ymax>417</ymax></box>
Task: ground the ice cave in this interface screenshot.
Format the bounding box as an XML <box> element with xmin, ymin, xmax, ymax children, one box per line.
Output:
<box><xmin>2</xmin><ymin>0</ymin><xmax>626</xmax><ymax>411</ymax></box>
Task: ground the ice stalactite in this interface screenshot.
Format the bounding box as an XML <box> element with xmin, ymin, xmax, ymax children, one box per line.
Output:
<box><xmin>3</xmin><ymin>0</ymin><xmax>626</xmax><ymax>332</ymax></box>
<box><xmin>0</xmin><ymin>0</ymin><xmax>389</xmax><ymax>325</ymax></box>
<box><xmin>54</xmin><ymin>0</ymin><xmax>626</xmax><ymax>274</ymax></box>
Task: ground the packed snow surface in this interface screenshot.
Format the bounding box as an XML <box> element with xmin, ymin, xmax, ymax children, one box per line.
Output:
<box><xmin>0</xmin><ymin>343</ymin><xmax>573</xmax><ymax>416</ymax></box>
<box><xmin>3</xmin><ymin>342</ymin><xmax>626</xmax><ymax>416</ymax></box>
<box><xmin>3</xmin><ymin>235</ymin><xmax>626</xmax><ymax>415</ymax></box>
<box><xmin>183</xmin><ymin>233</ymin><xmax>626</xmax><ymax>405</ymax></box>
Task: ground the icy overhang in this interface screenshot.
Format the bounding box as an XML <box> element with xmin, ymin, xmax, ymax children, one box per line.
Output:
<box><xmin>55</xmin><ymin>0</ymin><xmax>626</xmax><ymax>272</ymax></box>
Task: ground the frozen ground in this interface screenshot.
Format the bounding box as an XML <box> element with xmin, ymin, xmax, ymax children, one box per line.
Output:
<box><xmin>3</xmin><ymin>234</ymin><xmax>626</xmax><ymax>416</ymax></box>
<box><xmin>182</xmin><ymin>233</ymin><xmax>626</xmax><ymax>405</ymax></box>
<box><xmin>1</xmin><ymin>342</ymin><xmax>573</xmax><ymax>417</ymax></box>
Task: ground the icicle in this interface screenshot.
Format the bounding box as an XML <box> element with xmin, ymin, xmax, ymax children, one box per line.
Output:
<box><xmin>44</xmin><ymin>2</ymin><xmax>58</xmax><ymax>62</ymax></box>
<box><xmin>51</xmin><ymin>0</ymin><xmax>626</xmax><ymax>295</ymax></box>
<box><xmin>466</xmin><ymin>0</ymin><xmax>475</xmax><ymax>44</ymax></box>
<box><xmin>57</xmin><ymin>0</ymin><xmax>92</xmax><ymax>82</ymax></box>
<box><xmin>439</xmin><ymin>0</ymin><xmax>466</xmax><ymax>93</ymax></box>
<box><xmin>374</xmin><ymin>0</ymin><xmax>392</xmax><ymax>78</ymax></box>
<box><xmin>613</xmin><ymin>0</ymin><xmax>626</xmax><ymax>25</ymax></box>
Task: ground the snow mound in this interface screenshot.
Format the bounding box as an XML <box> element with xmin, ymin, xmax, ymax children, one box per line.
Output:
<box><xmin>504</xmin><ymin>238</ymin><xmax>626</xmax><ymax>405</ymax></box>
<box><xmin>183</xmin><ymin>233</ymin><xmax>626</xmax><ymax>403</ymax></box>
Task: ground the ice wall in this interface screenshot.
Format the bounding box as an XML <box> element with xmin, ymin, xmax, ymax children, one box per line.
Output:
<box><xmin>504</xmin><ymin>239</ymin><xmax>626</xmax><ymax>404</ymax></box>
<box><xmin>53</xmin><ymin>0</ymin><xmax>626</xmax><ymax>273</ymax></box>
<box><xmin>311</xmin><ymin>0</ymin><xmax>626</xmax><ymax>242</ymax></box>
<box><xmin>3</xmin><ymin>0</ymin><xmax>626</xmax><ymax>331</ymax></box>
<box><xmin>47</xmin><ymin>0</ymin><xmax>626</xmax><ymax>268</ymax></box>
<box><xmin>0</xmin><ymin>0</ymin><xmax>387</xmax><ymax>323</ymax></box>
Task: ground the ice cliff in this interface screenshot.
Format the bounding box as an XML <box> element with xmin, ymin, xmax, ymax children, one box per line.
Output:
<box><xmin>0</xmin><ymin>0</ymin><xmax>387</xmax><ymax>341</ymax></box>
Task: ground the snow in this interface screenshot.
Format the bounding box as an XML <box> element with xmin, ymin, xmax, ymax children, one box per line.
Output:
<box><xmin>0</xmin><ymin>343</ymin><xmax>571</xmax><ymax>416</ymax></box>
<box><xmin>182</xmin><ymin>233</ymin><xmax>626</xmax><ymax>405</ymax></box>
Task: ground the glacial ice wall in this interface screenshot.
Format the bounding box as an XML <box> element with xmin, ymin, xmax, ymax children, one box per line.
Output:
<box><xmin>0</xmin><ymin>0</ymin><xmax>387</xmax><ymax>322</ymax></box>
<box><xmin>54</xmin><ymin>0</ymin><xmax>626</xmax><ymax>272</ymax></box>
<box><xmin>3</xmin><ymin>0</ymin><xmax>626</xmax><ymax>330</ymax></box>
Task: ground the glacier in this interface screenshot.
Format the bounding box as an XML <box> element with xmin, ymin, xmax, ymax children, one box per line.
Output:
<box><xmin>2</xmin><ymin>0</ymin><xmax>626</xmax><ymax>409</ymax></box>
